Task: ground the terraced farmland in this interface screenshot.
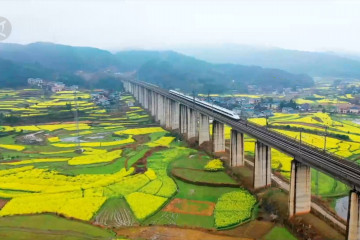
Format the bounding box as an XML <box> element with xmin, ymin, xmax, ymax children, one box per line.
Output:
<box><xmin>0</xmin><ymin>88</ymin><xmax>279</xmax><ymax>239</ymax></box>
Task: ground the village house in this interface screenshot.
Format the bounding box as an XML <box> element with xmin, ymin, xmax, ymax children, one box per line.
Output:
<box><xmin>51</xmin><ymin>82</ymin><xmax>65</xmax><ymax>93</ymax></box>
<box><xmin>282</xmin><ymin>107</ymin><xmax>298</xmax><ymax>114</ymax></box>
<box><xmin>27</xmin><ymin>78</ymin><xmax>44</xmax><ymax>87</ymax></box>
<box><xmin>349</xmin><ymin>106</ymin><xmax>360</xmax><ymax>114</ymax></box>
<box><xmin>336</xmin><ymin>103</ymin><xmax>352</xmax><ymax>114</ymax></box>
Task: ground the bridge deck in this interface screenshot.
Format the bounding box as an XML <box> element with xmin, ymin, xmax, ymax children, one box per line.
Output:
<box><xmin>125</xmin><ymin>79</ymin><xmax>360</xmax><ymax>190</ymax></box>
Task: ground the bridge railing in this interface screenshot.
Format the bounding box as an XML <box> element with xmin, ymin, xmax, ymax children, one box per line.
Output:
<box><xmin>246</xmin><ymin>120</ymin><xmax>360</xmax><ymax>168</ymax></box>
<box><xmin>127</xmin><ymin>79</ymin><xmax>359</xmax><ymax>169</ymax></box>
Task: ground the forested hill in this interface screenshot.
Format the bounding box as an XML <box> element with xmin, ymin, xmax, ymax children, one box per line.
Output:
<box><xmin>0</xmin><ymin>42</ymin><xmax>314</xmax><ymax>92</ymax></box>
<box><xmin>127</xmin><ymin>51</ymin><xmax>313</xmax><ymax>92</ymax></box>
<box><xmin>176</xmin><ymin>44</ymin><xmax>360</xmax><ymax>78</ymax></box>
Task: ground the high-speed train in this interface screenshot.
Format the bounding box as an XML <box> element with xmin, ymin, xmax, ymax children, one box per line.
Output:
<box><xmin>169</xmin><ymin>90</ymin><xmax>240</xmax><ymax>120</ymax></box>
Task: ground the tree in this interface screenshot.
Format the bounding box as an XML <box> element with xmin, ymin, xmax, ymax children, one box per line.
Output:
<box><xmin>66</xmin><ymin>103</ymin><xmax>72</xmax><ymax>110</ymax></box>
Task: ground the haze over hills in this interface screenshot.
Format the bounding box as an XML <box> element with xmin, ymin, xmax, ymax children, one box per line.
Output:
<box><xmin>176</xmin><ymin>44</ymin><xmax>360</xmax><ymax>78</ymax></box>
<box><xmin>0</xmin><ymin>42</ymin><xmax>313</xmax><ymax>92</ymax></box>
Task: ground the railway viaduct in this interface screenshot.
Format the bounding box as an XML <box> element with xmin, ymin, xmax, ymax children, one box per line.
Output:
<box><xmin>122</xmin><ymin>79</ymin><xmax>360</xmax><ymax>240</ymax></box>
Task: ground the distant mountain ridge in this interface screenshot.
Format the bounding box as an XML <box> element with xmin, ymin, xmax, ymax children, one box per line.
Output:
<box><xmin>176</xmin><ymin>44</ymin><xmax>360</xmax><ymax>78</ymax></box>
<box><xmin>0</xmin><ymin>42</ymin><xmax>314</xmax><ymax>92</ymax></box>
<box><xmin>129</xmin><ymin>50</ymin><xmax>313</xmax><ymax>92</ymax></box>
<box><xmin>0</xmin><ymin>42</ymin><xmax>119</xmax><ymax>72</ymax></box>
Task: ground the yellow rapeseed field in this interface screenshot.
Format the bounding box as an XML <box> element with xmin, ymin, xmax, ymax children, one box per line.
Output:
<box><xmin>125</xmin><ymin>192</ymin><xmax>167</xmax><ymax>220</ymax></box>
<box><xmin>0</xmin><ymin>144</ymin><xmax>25</xmax><ymax>151</ymax></box>
<box><xmin>2</xmin><ymin>158</ymin><xmax>70</xmax><ymax>166</ymax></box>
<box><xmin>48</xmin><ymin>136</ymin><xmax>60</xmax><ymax>143</ymax></box>
<box><xmin>0</xmin><ymin>191</ymin><xmax>106</xmax><ymax>221</ymax></box>
<box><xmin>115</xmin><ymin>127</ymin><xmax>166</xmax><ymax>135</ymax></box>
<box><xmin>147</xmin><ymin>137</ymin><xmax>175</xmax><ymax>147</ymax></box>
<box><xmin>68</xmin><ymin>150</ymin><xmax>122</xmax><ymax>165</ymax></box>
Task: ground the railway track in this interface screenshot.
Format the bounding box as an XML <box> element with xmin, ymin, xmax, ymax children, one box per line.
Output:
<box><xmin>125</xmin><ymin>79</ymin><xmax>360</xmax><ymax>190</ymax></box>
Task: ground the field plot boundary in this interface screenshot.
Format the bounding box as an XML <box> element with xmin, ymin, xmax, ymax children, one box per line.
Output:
<box><xmin>171</xmin><ymin>168</ymin><xmax>239</xmax><ymax>187</ymax></box>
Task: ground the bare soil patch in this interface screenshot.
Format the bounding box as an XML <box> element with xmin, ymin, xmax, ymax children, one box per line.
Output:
<box><xmin>0</xmin><ymin>199</ymin><xmax>9</xmax><ymax>209</ymax></box>
<box><xmin>115</xmin><ymin>226</ymin><xmax>253</xmax><ymax>240</ymax></box>
<box><xmin>163</xmin><ymin>198</ymin><xmax>215</xmax><ymax>216</ymax></box>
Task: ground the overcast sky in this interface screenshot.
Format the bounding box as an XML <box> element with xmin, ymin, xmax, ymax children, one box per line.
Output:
<box><xmin>1</xmin><ymin>0</ymin><xmax>360</xmax><ymax>52</ymax></box>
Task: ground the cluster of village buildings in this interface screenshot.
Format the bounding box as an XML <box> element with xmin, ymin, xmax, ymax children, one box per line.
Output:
<box><xmin>27</xmin><ymin>78</ymin><xmax>66</xmax><ymax>93</ymax></box>
<box><xmin>200</xmin><ymin>95</ymin><xmax>360</xmax><ymax>118</ymax></box>
<box><xmin>27</xmin><ymin>78</ymin><xmax>121</xmax><ymax>108</ymax></box>
<box><xmin>27</xmin><ymin>78</ymin><xmax>360</xmax><ymax>117</ymax></box>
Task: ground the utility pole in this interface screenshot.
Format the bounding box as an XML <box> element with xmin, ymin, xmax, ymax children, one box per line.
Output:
<box><xmin>317</xmin><ymin>125</ymin><xmax>328</xmax><ymax>195</ymax></box>
<box><xmin>296</xmin><ymin>131</ymin><xmax>302</xmax><ymax>153</ymax></box>
<box><xmin>316</xmin><ymin>169</ymin><xmax>319</xmax><ymax>196</ymax></box>
<box><xmin>324</xmin><ymin>126</ymin><xmax>328</xmax><ymax>152</ymax></box>
<box><xmin>265</xmin><ymin>115</ymin><xmax>269</xmax><ymax>128</ymax></box>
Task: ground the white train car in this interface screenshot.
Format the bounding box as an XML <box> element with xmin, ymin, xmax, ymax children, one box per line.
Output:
<box><xmin>169</xmin><ymin>90</ymin><xmax>240</xmax><ymax>120</ymax></box>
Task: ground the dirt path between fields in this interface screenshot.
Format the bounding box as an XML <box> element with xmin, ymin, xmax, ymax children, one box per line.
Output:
<box><xmin>115</xmin><ymin>226</ymin><xmax>253</xmax><ymax>240</ymax></box>
<box><xmin>0</xmin><ymin>226</ymin><xmax>111</xmax><ymax>240</ymax></box>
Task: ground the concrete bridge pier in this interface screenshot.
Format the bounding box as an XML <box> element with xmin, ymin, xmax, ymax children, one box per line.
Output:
<box><xmin>137</xmin><ymin>86</ymin><xmax>141</xmax><ymax>102</ymax></box>
<box><xmin>126</xmin><ymin>82</ymin><xmax>131</xmax><ymax>93</ymax></box>
<box><xmin>143</xmin><ymin>89</ymin><xmax>149</xmax><ymax>109</ymax></box>
<box><xmin>156</xmin><ymin>94</ymin><xmax>164</xmax><ymax>125</ymax></box>
<box><xmin>346</xmin><ymin>190</ymin><xmax>360</xmax><ymax>240</ymax></box>
<box><xmin>180</xmin><ymin>104</ymin><xmax>188</xmax><ymax>135</ymax></box>
<box><xmin>139</xmin><ymin>87</ymin><xmax>143</xmax><ymax>105</ymax></box>
<box><xmin>187</xmin><ymin>107</ymin><xmax>197</xmax><ymax>139</ymax></box>
<box><xmin>212</xmin><ymin>120</ymin><xmax>225</xmax><ymax>152</ymax></box>
<box><xmin>253</xmin><ymin>141</ymin><xmax>271</xmax><ymax>189</ymax></box>
<box><xmin>135</xmin><ymin>85</ymin><xmax>139</xmax><ymax>101</ymax></box>
<box><xmin>199</xmin><ymin>114</ymin><xmax>210</xmax><ymax>145</ymax></box>
<box><xmin>151</xmin><ymin>92</ymin><xmax>156</xmax><ymax>117</ymax></box>
<box><xmin>288</xmin><ymin>160</ymin><xmax>311</xmax><ymax>218</ymax></box>
<box><xmin>134</xmin><ymin>85</ymin><xmax>137</xmax><ymax>99</ymax></box>
<box><xmin>130</xmin><ymin>83</ymin><xmax>134</xmax><ymax>94</ymax></box>
<box><xmin>131</xmin><ymin>83</ymin><xmax>135</xmax><ymax>97</ymax></box>
<box><xmin>142</xmin><ymin>87</ymin><xmax>146</xmax><ymax>105</ymax></box>
<box><xmin>230</xmin><ymin>130</ymin><xmax>244</xmax><ymax>167</ymax></box>
<box><xmin>170</xmin><ymin>100</ymin><xmax>180</xmax><ymax>130</ymax></box>
<box><xmin>139</xmin><ymin>86</ymin><xmax>143</xmax><ymax>105</ymax></box>
<box><xmin>165</xmin><ymin>98</ymin><xmax>172</xmax><ymax>129</ymax></box>
<box><xmin>152</xmin><ymin>92</ymin><xmax>158</xmax><ymax>120</ymax></box>
<box><xmin>146</xmin><ymin>90</ymin><xmax>152</xmax><ymax>112</ymax></box>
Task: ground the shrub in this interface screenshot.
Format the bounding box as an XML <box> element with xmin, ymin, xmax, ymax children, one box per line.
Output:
<box><xmin>214</xmin><ymin>190</ymin><xmax>256</xmax><ymax>228</ymax></box>
<box><xmin>204</xmin><ymin>159</ymin><xmax>224</xmax><ymax>171</ymax></box>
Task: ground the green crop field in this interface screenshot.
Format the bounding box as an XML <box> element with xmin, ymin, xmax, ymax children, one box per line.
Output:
<box><xmin>264</xmin><ymin>226</ymin><xmax>297</xmax><ymax>240</ymax></box>
<box><xmin>246</xmin><ymin>112</ymin><xmax>360</xmax><ymax>206</ymax></box>
<box><xmin>0</xmin><ymin>88</ymin><xmax>262</xmax><ymax>239</ymax></box>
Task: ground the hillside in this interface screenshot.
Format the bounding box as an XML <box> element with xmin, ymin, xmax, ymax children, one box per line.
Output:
<box><xmin>0</xmin><ymin>42</ymin><xmax>314</xmax><ymax>92</ymax></box>
<box><xmin>134</xmin><ymin>51</ymin><xmax>313</xmax><ymax>92</ymax></box>
<box><xmin>0</xmin><ymin>42</ymin><xmax>119</xmax><ymax>72</ymax></box>
<box><xmin>0</xmin><ymin>58</ymin><xmax>53</xmax><ymax>87</ymax></box>
<box><xmin>176</xmin><ymin>44</ymin><xmax>360</xmax><ymax>78</ymax></box>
